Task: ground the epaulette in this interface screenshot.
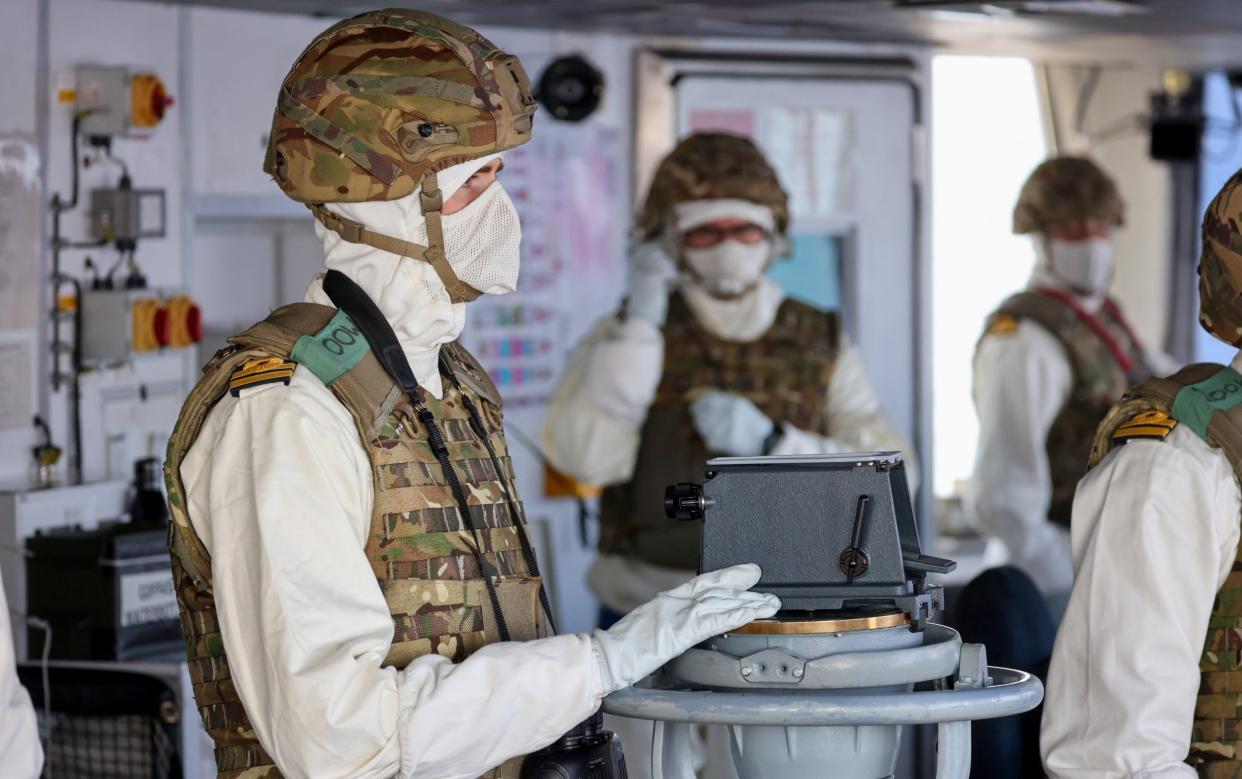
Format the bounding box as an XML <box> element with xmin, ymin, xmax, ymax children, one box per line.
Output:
<box><xmin>986</xmin><ymin>314</ymin><xmax>1020</xmax><ymax>337</ymax></box>
<box><xmin>229</xmin><ymin>357</ymin><xmax>296</xmax><ymax>397</ymax></box>
<box><xmin>1111</xmin><ymin>409</ymin><xmax>1179</xmax><ymax>443</ymax></box>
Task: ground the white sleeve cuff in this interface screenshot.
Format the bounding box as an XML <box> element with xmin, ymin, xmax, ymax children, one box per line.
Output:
<box><xmin>395</xmin><ymin>635</ymin><xmax>598</xmax><ymax>779</ymax></box>
<box><xmin>589</xmin><ymin>638</ymin><xmax>612</xmax><ymax>700</ymax></box>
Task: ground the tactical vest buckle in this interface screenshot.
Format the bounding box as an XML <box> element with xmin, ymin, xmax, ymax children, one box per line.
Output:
<box><xmin>334</xmin><ymin>216</ymin><xmax>365</xmax><ymax>243</ymax></box>
<box><xmin>420</xmin><ymin>188</ymin><xmax>443</xmax><ymax>214</ymax></box>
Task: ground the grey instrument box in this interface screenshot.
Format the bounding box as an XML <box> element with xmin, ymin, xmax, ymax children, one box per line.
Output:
<box><xmin>90</xmin><ymin>186</ymin><xmax>166</xmax><ymax>242</ymax></box>
<box><xmin>666</xmin><ymin>452</ymin><xmax>953</xmax><ymax>626</ymax></box>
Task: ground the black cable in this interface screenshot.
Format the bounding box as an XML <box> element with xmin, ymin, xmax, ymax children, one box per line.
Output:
<box><xmin>65</xmin><ymin>112</ymin><xmax>85</xmax><ymax>211</ymax></box>
<box><xmin>412</xmin><ymin>401</ymin><xmax>512</xmax><ymax>642</ymax></box>
<box><xmin>322</xmin><ymin>270</ymin><xmax>514</xmax><ymax>641</ymax></box>
<box><xmin>48</xmin><ymin>111</ymin><xmax>97</xmax><ymax>421</ymax></box>
<box><xmin>104</xmin><ymin>251</ymin><xmax>127</xmax><ymax>287</ymax></box>
<box><xmin>69</xmin><ymin>276</ymin><xmax>83</xmax><ymax>485</ymax></box>
<box><xmin>442</xmin><ymin>364</ymin><xmax>558</xmax><ymax>634</ymax></box>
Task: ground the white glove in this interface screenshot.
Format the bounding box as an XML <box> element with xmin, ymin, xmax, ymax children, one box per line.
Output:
<box><xmin>690</xmin><ymin>390</ymin><xmax>777</xmax><ymax>457</ymax></box>
<box><xmin>624</xmin><ymin>241</ymin><xmax>680</xmax><ymax>327</ymax></box>
<box><xmin>590</xmin><ymin>563</ymin><xmax>780</xmax><ymax>696</ymax></box>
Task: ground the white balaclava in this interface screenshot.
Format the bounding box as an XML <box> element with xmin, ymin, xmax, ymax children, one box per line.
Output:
<box><xmin>1031</xmin><ymin>232</ymin><xmax>1114</xmax><ymax>305</ymax></box>
<box><xmin>672</xmin><ymin>198</ymin><xmax>784</xmax><ymax>343</ymax></box>
<box><xmin>307</xmin><ymin>153</ymin><xmax>520</xmax><ymax>398</ymax></box>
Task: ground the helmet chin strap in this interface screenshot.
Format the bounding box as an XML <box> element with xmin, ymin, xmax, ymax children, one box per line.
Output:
<box><xmin>308</xmin><ymin>169</ymin><xmax>484</xmax><ymax>304</ymax></box>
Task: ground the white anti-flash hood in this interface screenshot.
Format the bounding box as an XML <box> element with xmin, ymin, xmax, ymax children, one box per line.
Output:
<box><xmin>305</xmin><ymin>154</ymin><xmax>501</xmax><ymax>399</ymax></box>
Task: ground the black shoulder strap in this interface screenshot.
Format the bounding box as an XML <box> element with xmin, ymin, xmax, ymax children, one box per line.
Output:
<box><xmin>323</xmin><ymin>270</ymin><xmax>421</xmax><ymax>397</ymax></box>
<box><xmin>322</xmin><ymin>269</ymin><xmax>522</xmax><ymax>642</ymax></box>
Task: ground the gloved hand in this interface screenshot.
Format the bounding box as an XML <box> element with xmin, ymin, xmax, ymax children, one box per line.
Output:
<box><xmin>691</xmin><ymin>390</ymin><xmax>777</xmax><ymax>457</ymax></box>
<box><xmin>623</xmin><ymin>241</ymin><xmax>679</xmax><ymax>328</ymax></box>
<box><xmin>590</xmin><ymin>563</ymin><xmax>779</xmax><ymax>696</ymax></box>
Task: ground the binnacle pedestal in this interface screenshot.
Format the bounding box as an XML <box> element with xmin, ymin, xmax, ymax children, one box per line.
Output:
<box><xmin>606</xmin><ymin>453</ymin><xmax>1044</xmax><ymax>779</ymax></box>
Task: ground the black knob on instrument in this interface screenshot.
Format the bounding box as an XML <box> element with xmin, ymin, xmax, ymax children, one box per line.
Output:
<box><xmin>664</xmin><ymin>482</ymin><xmax>707</xmax><ymax>521</ymax></box>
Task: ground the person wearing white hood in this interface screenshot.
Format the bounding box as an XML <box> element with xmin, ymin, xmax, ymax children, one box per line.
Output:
<box><xmin>164</xmin><ymin>13</ymin><xmax>778</xmax><ymax>779</ymax></box>
<box><xmin>545</xmin><ymin>132</ymin><xmax>916</xmax><ymax>623</ymax></box>
<box><xmin>542</xmin><ymin>132</ymin><xmax>915</xmax><ymax>778</ymax></box>
<box><xmin>965</xmin><ymin>156</ymin><xmax>1179</xmax><ymax>609</ymax></box>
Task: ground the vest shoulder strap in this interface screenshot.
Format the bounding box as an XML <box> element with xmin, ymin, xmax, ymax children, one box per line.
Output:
<box><xmin>1089</xmin><ymin>363</ymin><xmax>1242</xmax><ymax>485</ymax></box>
<box><xmin>230</xmin><ymin>302</ymin><xmax>399</xmax><ymax>430</ymax></box>
<box><xmin>166</xmin><ymin>303</ymin><xmax>401</xmax><ymax>587</ymax></box>
<box><xmin>991</xmin><ymin>290</ymin><xmax>1079</xmax><ymax>347</ymax></box>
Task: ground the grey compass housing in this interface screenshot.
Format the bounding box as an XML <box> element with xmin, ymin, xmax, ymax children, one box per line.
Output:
<box><xmin>665</xmin><ymin>452</ymin><xmax>956</xmax><ymax>630</ymax></box>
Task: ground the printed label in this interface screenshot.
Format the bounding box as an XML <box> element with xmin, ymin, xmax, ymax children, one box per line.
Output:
<box><xmin>118</xmin><ymin>569</ymin><xmax>178</xmax><ymax>628</ymax></box>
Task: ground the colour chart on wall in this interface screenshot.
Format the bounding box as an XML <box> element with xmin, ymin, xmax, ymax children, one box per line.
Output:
<box><xmin>460</xmin><ymin>123</ymin><xmax>625</xmax><ymax>409</ymax></box>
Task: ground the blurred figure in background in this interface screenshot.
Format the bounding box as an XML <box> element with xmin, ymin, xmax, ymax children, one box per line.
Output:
<box><xmin>966</xmin><ymin>156</ymin><xmax>1177</xmax><ymax>611</ymax></box>
<box><xmin>958</xmin><ymin>156</ymin><xmax>1177</xmax><ymax>778</ymax></box>
<box><xmin>1043</xmin><ymin>169</ymin><xmax>1242</xmax><ymax>779</ymax></box>
<box><xmin>543</xmin><ymin>132</ymin><xmax>915</xmax><ymax>778</ymax></box>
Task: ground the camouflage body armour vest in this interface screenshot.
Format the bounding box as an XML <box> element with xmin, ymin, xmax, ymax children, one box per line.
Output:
<box><xmin>985</xmin><ymin>289</ymin><xmax>1148</xmax><ymax>525</ymax></box>
<box><xmin>1090</xmin><ymin>363</ymin><xmax>1242</xmax><ymax>778</ymax></box>
<box><xmin>164</xmin><ymin>303</ymin><xmax>545</xmax><ymax>779</ymax></box>
<box><xmin>599</xmin><ymin>292</ymin><xmax>839</xmax><ymax>571</ymax></box>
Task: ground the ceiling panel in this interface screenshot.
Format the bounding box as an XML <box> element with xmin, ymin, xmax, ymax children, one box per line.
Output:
<box><xmin>98</xmin><ymin>0</ymin><xmax>1242</xmax><ymax>68</ymax></box>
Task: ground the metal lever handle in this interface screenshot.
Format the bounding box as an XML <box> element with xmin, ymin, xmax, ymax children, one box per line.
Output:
<box><xmin>839</xmin><ymin>495</ymin><xmax>870</xmax><ymax>583</ymax></box>
<box><xmin>903</xmin><ymin>552</ymin><xmax>958</xmax><ymax>575</ymax></box>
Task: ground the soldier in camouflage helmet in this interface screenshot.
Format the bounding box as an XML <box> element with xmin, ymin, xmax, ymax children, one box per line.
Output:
<box><xmin>966</xmin><ymin>156</ymin><xmax>1175</xmax><ymax>602</ymax></box>
<box><xmin>1012</xmin><ymin>156</ymin><xmax>1126</xmax><ymax>236</ymax></box>
<box><xmin>1042</xmin><ymin>170</ymin><xmax>1242</xmax><ymax>776</ymax></box>
<box><xmin>542</xmin><ymin>131</ymin><xmax>917</xmax><ymax>777</ymax></box>
<box><xmin>165</xmin><ymin>13</ymin><xmax>776</xmax><ymax>779</ymax></box>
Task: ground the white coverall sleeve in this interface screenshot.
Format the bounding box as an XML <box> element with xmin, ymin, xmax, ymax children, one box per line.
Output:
<box><xmin>965</xmin><ymin>321</ymin><xmax>1075</xmax><ymax>595</ymax></box>
<box><xmin>1041</xmin><ymin>427</ymin><xmax>1241</xmax><ymax>779</ymax></box>
<box><xmin>768</xmin><ymin>335</ymin><xmax>921</xmax><ymax>491</ymax></box>
<box><xmin>0</xmin><ymin>573</ymin><xmax>42</xmax><ymax>779</ymax></box>
<box><xmin>542</xmin><ymin>315</ymin><xmax>664</xmax><ymax>487</ymax></box>
<box><xmin>182</xmin><ymin>369</ymin><xmax>598</xmax><ymax>779</ymax></box>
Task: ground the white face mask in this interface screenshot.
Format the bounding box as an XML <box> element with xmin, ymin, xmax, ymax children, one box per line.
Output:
<box><xmin>439</xmin><ymin>181</ymin><xmax>522</xmax><ymax>296</ymax></box>
<box><xmin>682</xmin><ymin>240</ymin><xmax>772</xmax><ymax>298</ymax></box>
<box><xmin>1048</xmin><ymin>237</ymin><xmax>1115</xmax><ymax>296</ymax></box>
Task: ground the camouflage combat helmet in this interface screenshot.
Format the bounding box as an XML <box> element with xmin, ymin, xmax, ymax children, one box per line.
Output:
<box><xmin>1012</xmin><ymin>156</ymin><xmax>1125</xmax><ymax>235</ymax></box>
<box><xmin>263</xmin><ymin>8</ymin><xmax>536</xmax><ymax>302</ymax></box>
<box><xmin>638</xmin><ymin>133</ymin><xmax>790</xmax><ymax>241</ymax></box>
<box><xmin>1199</xmin><ymin>169</ymin><xmax>1242</xmax><ymax>346</ymax></box>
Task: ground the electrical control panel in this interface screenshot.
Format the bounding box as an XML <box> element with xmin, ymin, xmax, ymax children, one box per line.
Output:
<box><xmin>79</xmin><ymin>290</ymin><xmax>201</xmax><ymax>364</ymax></box>
<box><xmin>90</xmin><ymin>186</ymin><xmax>166</xmax><ymax>243</ymax></box>
<box><xmin>74</xmin><ymin>65</ymin><xmax>173</xmax><ymax>137</ymax></box>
